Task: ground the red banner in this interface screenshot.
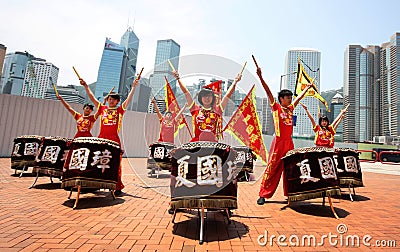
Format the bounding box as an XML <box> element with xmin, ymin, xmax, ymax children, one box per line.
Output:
<box><xmin>223</xmin><ymin>85</ymin><xmax>267</xmax><ymax>163</ymax></box>
<box><xmin>164</xmin><ymin>77</ymin><xmax>192</xmax><ymax>137</ymax></box>
<box><xmin>203</xmin><ymin>80</ymin><xmax>222</xmax><ymax>94</ymax></box>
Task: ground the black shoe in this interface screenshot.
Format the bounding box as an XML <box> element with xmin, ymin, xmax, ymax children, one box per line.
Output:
<box><xmin>115</xmin><ymin>190</ymin><xmax>123</xmax><ymax>196</ymax></box>
<box><xmin>257</xmin><ymin>197</ymin><xmax>265</xmax><ymax>205</ymax></box>
<box><xmin>168</xmin><ymin>208</ymin><xmax>175</xmax><ymax>215</ymax></box>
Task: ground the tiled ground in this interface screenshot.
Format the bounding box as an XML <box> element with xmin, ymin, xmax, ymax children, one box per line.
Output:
<box><xmin>0</xmin><ymin>158</ymin><xmax>399</xmax><ymax>251</ymax></box>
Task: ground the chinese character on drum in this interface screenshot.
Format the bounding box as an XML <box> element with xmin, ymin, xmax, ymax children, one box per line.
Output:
<box><xmin>197</xmin><ymin>155</ymin><xmax>223</xmax><ymax>187</ymax></box>
<box><xmin>176</xmin><ymin>155</ymin><xmax>195</xmax><ymax>188</ymax></box>
<box><xmin>318</xmin><ymin>157</ymin><xmax>337</xmax><ymax>180</ymax></box>
<box><xmin>24</xmin><ymin>142</ymin><xmax>39</xmax><ymax>156</ymax></box>
<box><xmin>91</xmin><ymin>149</ymin><xmax>113</xmax><ymax>171</ymax></box>
<box><xmin>41</xmin><ymin>146</ymin><xmax>61</xmax><ymax>164</ymax></box>
<box><xmin>69</xmin><ymin>148</ymin><xmax>90</xmax><ymax>170</ymax></box>
<box><xmin>298</xmin><ymin>159</ymin><xmax>320</xmax><ymax>184</ymax></box>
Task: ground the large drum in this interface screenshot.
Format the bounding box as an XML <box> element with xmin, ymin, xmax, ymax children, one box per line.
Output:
<box><xmin>334</xmin><ymin>148</ymin><xmax>363</xmax><ymax>187</ymax></box>
<box><xmin>11</xmin><ymin>135</ymin><xmax>42</xmax><ymax>170</ymax></box>
<box><xmin>147</xmin><ymin>142</ymin><xmax>176</xmax><ymax>171</ymax></box>
<box><xmin>61</xmin><ymin>137</ymin><xmax>121</xmax><ymax>190</ymax></box>
<box><xmin>170</xmin><ymin>141</ymin><xmax>239</xmax><ymax>210</ymax></box>
<box><xmin>232</xmin><ymin>146</ymin><xmax>255</xmax><ymax>182</ymax></box>
<box><xmin>33</xmin><ymin>136</ymin><xmax>73</xmax><ymax>177</ymax></box>
<box><xmin>282</xmin><ymin>147</ymin><xmax>341</xmax><ymax>202</ymax></box>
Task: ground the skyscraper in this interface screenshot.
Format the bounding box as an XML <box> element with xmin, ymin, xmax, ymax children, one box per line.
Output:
<box><xmin>95</xmin><ymin>38</ymin><xmax>125</xmax><ymax>101</ymax></box>
<box><xmin>380</xmin><ymin>32</ymin><xmax>400</xmax><ymax>137</ymax></box>
<box><xmin>150</xmin><ymin>39</ymin><xmax>180</xmax><ymax>98</ymax></box>
<box><xmin>0</xmin><ymin>44</ymin><xmax>6</xmax><ymax>83</ymax></box>
<box><xmin>21</xmin><ymin>58</ymin><xmax>59</xmax><ymax>99</ymax></box>
<box><xmin>330</xmin><ymin>92</ymin><xmax>344</xmax><ymax>141</ymax></box>
<box><xmin>119</xmin><ymin>27</ymin><xmax>139</xmax><ymax>102</ymax></box>
<box><xmin>284</xmin><ymin>49</ymin><xmax>321</xmax><ymax>137</ymax></box>
<box><xmin>343</xmin><ymin>45</ymin><xmax>380</xmax><ymax>142</ymax></box>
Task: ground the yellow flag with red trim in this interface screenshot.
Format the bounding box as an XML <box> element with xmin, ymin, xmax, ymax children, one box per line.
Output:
<box><xmin>295</xmin><ymin>59</ymin><xmax>330</xmax><ymax>112</ymax></box>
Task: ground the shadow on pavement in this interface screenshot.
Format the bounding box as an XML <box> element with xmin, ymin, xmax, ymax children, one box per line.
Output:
<box><xmin>172</xmin><ymin>210</ymin><xmax>249</xmax><ymax>243</ymax></box>
<box><xmin>287</xmin><ymin>201</ymin><xmax>350</xmax><ymax>218</ymax></box>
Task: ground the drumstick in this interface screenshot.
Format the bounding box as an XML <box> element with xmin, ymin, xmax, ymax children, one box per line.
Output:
<box><xmin>251</xmin><ymin>55</ymin><xmax>259</xmax><ymax>69</ymax></box>
<box><xmin>106</xmin><ymin>86</ymin><xmax>115</xmax><ymax>97</ymax></box>
<box><xmin>49</xmin><ymin>77</ymin><xmax>59</xmax><ymax>96</ymax></box>
<box><xmin>53</xmin><ymin>84</ymin><xmax>59</xmax><ymax>96</ymax></box>
<box><xmin>72</xmin><ymin>66</ymin><xmax>81</xmax><ymax>79</ymax></box>
<box><xmin>239</xmin><ymin>61</ymin><xmax>247</xmax><ymax>76</ymax></box>
<box><xmin>167</xmin><ymin>59</ymin><xmax>176</xmax><ymax>71</ymax></box>
<box><xmin>137</xmin><ymin>67</ymin><xmax>144</xmax><ymax>79</ymax></box>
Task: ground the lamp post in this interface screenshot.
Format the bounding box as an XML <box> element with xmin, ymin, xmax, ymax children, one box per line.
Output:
<box><xmin>280</xmin><ymin>71</ymin><xmax>297</xmax><ymax>90</ymax></box>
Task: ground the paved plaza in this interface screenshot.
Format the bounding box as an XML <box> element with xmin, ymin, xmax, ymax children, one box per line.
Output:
<box><xmin>0</xmin><ymin>158</ymin><xmax>399</xmax><ymax>251</ymax></box>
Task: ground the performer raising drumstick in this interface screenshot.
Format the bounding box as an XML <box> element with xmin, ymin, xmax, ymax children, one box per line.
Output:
<box><xmin>300</xmin><ymin>103</ymin><xmax>349</xmax><ymax>148</ymax></box>
<box><xmin>151</xmin><ymin>98</ymin><xmax>187</xmax><ymax>144</ymax></box>
<box><xmin>172</xmin><ymin>69</ymin><xmax>242</xmax><ymax>142</ymax></box>
<box><xmin>78</xmin><ymin>67</ymin><xmax>143</xmax><ymax>196</ymax></box>
<box><xmin>252</xmin><ymin>55</ymin><xmax>313</xmax><ymax>205</ymax></box>
<box><xmin>56</xmin><ymin>94</ymin><xmax>97</xmax><ymax>139</ymax></box>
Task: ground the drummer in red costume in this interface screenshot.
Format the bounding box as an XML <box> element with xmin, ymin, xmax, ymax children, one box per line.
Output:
<box><xmin>300</xmin><ymin>103</ymin><xmax>349</xmax><ymax>148</ymax></box>
<box><xmin>79</xmin><ymin>75</ymin><xmax>141</xmax><ymax>196</ymax></box>
<box><xmin>172</xmin><ymin>71</ymin><xmax>242</xmax><ymax>142</ymax></box>
<box><xmin>256</xmin><ymin>66</ymin><xmax>312</xmax><ymax>205</ymax></box>
<box><xmin>151</xmin><ymin>98</ymin><xmax>187</xmax><ymax>144</ymax></box>
<box><xmin>56</xmin><ymin>94</ymin><xmax>97</xmax><ymax>138</ymax></box>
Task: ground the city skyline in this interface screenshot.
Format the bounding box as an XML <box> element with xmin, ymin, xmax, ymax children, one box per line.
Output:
<box><xmin>1</xmin><ymin>0</ymin><xmax>399</xmax><ymax>98</ymax></box>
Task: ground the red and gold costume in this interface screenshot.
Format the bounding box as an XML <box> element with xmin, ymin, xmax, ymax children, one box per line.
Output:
<box><xmin>189</xmin><ymin>103</ymin><xmax>223</xmax><ymax>142</ymax></box>
<box><xmin>73</xmin><ymin>113</ymin><xmax>97</xmax><ymax>138</ymax></box>
<box><xmin>313</xmin><ymin>125</ymin><xmax>335</xmax><ymax>148</ymax></box>
<box><xmin>96</xmin><ymin>104</ymin><xmax>125</xmax><ymax>190</ymax></box>
<box><xmin>259</xmin><ymin>101</ymin><xmax>295</xmax><ymax>199</ymax></box>
<box><xmin>158</xmin><ymin>118</ymin><xmax>175</xmax><ymax>144</ymax></box>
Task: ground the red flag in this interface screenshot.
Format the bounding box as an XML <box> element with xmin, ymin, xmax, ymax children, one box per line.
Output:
<box><xmin>164</xmin><ymin>77</ymin><xmax>192</xmax><ymax>138</ymax></box>
<box><xmin>223</xmin><ymin>85</ymin><xmax>268</xmax><ymax>164</ymax></box>
<box><xmin>203</xmin><ymin>80</ymin><xmax>222</xmax><ymax>94</ymax></box>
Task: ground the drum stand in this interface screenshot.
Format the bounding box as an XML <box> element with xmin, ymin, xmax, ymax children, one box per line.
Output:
<box><xmin>171</xmin><ymin>207</ymin><xmax>232</xmax><ymax>245</ymax></box>
<box><xmin>68</xmin><ymin>186</ymin><xmax>116</xmax><ymax>209</ymax></box>
<box><xmin>321</xmin><ymin>196</ymin><xmax>339</xmax><ymax>219</ymax></box>
<box><xmin>347</xmin><ymin>184</ymin><xmax>356</xmax><ymax>202</ymax></box>
<box><xmin>18</xmin><ymin>165</ymin><xmax>29</xmax><ymax>178</ymax></box>
<box><xmin>29</xmin><ymin>172</ymin><xmax>55</xmax><ymax>189</ymax></box>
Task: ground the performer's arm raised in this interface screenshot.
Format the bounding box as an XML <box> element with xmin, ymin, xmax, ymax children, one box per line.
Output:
<box><xmin>80</xmin><ymin>79</ymin><xmax>101</xmax><ymax>108</ymax></box>
<box><xmin>57</xmin><ymin>93</ymin><xmax>77</xmax><ymax>116</ymax></box>
<box><xmin>173</xmin><ymin>70</ymin><xmax>194</xmax><ymax>107</ymax></box>
<box><xmin>256</xmin><ymin>67</ymin><xmax>274</xmax><ymax>104</ymax></box>
<box><xmin>122</xmin><ymin>77</ymin><xmax>139</xmax><ymax>110</ymax></box>
<box><xmin>332</xmin><ymin>104</ymin><xmax>349</xmax><ymax>130</ymax></box>
<box><xmin>300</xmin><ymin>103</ymin><xmax>317</xmax><ymax>128</ymax></box>
<box><xmin>292</xmin><ymin>83</ymin><xmax>312</xmax><ymax>107</ymax></box>
<box><xmin>151</xmin><ymin>98</ymin><xmax>163</xmax><ymax>121</ymax></box>
<box><xmin>220</xmin><ymin>73</ymin><xmax>242</xmax><ymax>110</ymax></box>
<box><xmin>174</xmin><ymin>103</ymin><xmax>187</xmax><ymax>122</ymax></box>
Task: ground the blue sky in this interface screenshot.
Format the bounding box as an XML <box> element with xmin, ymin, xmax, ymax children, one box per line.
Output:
<box><xmin>1</xmin><ymin>0</ymin><xmax>399</xmax><ymax>97</ymax></box>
